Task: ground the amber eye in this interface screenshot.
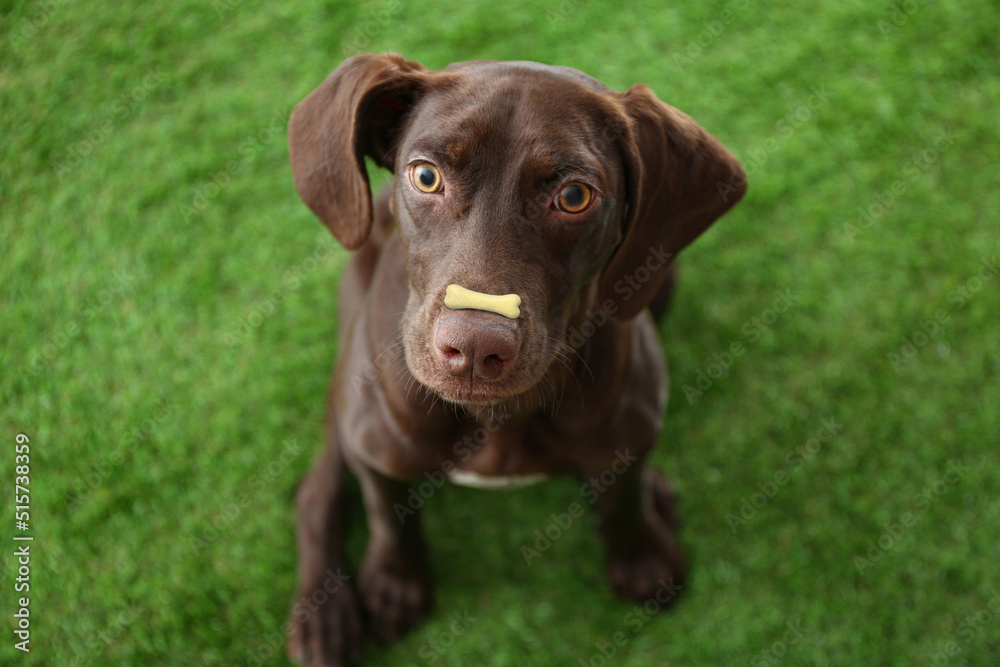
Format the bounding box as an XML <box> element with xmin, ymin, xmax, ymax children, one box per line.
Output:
<box><xmin>556</xmin><ymin>182</ymin><xmax>593</xmax><ymax>213</ymax></box>
<box><xmin>410</xmin><ymin>162</ymin><xmax>443</xmax><ymax>193</ymax></box>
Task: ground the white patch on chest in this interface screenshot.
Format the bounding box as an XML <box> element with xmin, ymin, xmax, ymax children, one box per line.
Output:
<box><xmin>447</xmin><ymin>469</ymin><xmax>550</xmax><ymax>489</ymax></box>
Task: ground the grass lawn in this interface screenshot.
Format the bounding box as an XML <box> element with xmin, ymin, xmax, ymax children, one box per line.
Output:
<box><xmin>2</xmin><ymin>0</ymin><xmax>999</xmax><ymax>665</ymax></box>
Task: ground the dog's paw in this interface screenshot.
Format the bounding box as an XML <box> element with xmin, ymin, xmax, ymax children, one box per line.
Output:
<box><xmin>359</xmin><ymin>549</ymin><xmax>434</xmax><ymax>643</ymax></box>
<box><xmin>645</xmin><ymin>466</ymin><xmax>683</xmax><ymax>530</ymax></box>
<box><xmin>287</xmin><ymin>576</ymin><xmax>362</xmax><ymax>666</ymax></box>
<box><xmin>606</xmin><ymin>524</ymin><xmax>688</xmax><ymax>604</ymax></box>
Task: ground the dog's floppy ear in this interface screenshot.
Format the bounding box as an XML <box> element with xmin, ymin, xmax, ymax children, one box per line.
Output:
<box><xmin>288</xmin><ymin>53</ymin><xmax>430</xmax><ymax>249</ymax></box>
<box><xmin>599</xmin><ymin>84</ymin><xmax>747</xmax><ymax>321</ymax></box>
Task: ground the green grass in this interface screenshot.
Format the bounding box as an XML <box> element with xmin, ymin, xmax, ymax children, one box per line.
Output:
<box><xmin>2</xmin><ymin>0</ymin><xmax>999</xmax><ymax>664</ymax></box>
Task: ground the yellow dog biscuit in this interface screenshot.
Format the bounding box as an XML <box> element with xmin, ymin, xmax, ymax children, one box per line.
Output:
<box><xmin>444</xmin><ymin>284</ymin><xmax>521</xmax><ymax>319</ymax></box>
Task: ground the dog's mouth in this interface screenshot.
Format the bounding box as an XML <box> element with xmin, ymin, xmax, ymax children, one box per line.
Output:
<box><xmin>423</xmin><ymin>373</ymin><xmax>536</xmax><ymax>407</ymax></box>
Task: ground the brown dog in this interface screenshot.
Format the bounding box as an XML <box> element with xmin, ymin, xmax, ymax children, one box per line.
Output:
<box><xmin>286</xmin><ymin>53</ymin><xmax>746</xmax><ymax>665</ymax></box>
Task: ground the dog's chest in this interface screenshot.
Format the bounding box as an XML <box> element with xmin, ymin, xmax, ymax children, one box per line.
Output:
<box><xmin>441</xmin><ymin>421</ymin><xmax>556</xmax><ymax>490</ymax></box>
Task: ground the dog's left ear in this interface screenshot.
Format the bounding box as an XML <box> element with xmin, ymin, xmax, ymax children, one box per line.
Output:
<box><xmin>288</xmin><ymin>53</ymin><xmax>438</xmax><ymax>250</ymax></box>
<box><xmin>599</xmin><ymin>84</ymin><xmax>747</xmax><ymax>321</ymax></box>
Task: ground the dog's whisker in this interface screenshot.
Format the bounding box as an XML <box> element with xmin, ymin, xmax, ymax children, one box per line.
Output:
<box><xmin>540</xmin><ymin>335</ymin><xmax>588</xmax><ymax>410</ymax></box>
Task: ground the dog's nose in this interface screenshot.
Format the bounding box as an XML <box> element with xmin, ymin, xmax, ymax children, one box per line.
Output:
<box><xmin>433</xmin><ymin>314</ymin><xmax>517</xmax><ymax>380</ymax></box>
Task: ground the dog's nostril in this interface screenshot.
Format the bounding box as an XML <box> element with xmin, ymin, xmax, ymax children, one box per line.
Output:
<box><xmin>439</xmin><ymin>345</ymin><xmax>462</xmax><ymax>359</ymax></box>
<box><xmin>480</xmin><ymin>354</ymin><xmax>510</xmax><ymax>377</ymax></box>
<box><xmin>435</xmin><ymin>343</ymin><xmax>470</xmax><ymax>375</ymax></box>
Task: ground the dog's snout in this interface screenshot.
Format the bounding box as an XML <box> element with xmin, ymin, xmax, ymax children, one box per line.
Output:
<box><xmin>433</xmin><ymin>314</ymin><xmax>517</xmax><ymax>380</ymax></box>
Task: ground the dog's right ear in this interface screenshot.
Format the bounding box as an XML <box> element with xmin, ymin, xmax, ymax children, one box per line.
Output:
<box><xmin>288</xmin><ymin>53</ymin><xmax>431</xmax><ymax>249</ymax></box>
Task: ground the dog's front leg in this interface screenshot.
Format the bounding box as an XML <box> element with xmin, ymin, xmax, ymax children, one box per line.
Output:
<box><xmin>288</xmin><ymin>435</ymin><xmax>362</xmax><ymax>666</ymax></box>
<box><xmin>593</xmin><ymin>458</ymin><xmax>689</xmax><ymax>603</ymax></box>
<box><xmin>354</xmin><ymin>464</ymin><xmax>434</xmax><ymax>643</ymax></box>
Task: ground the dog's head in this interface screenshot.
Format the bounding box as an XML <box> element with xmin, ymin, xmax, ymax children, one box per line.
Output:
<box><xmin>289</xmin><ymin>53</ymin><xmax>746</xmax><ymax>407</ymax></box>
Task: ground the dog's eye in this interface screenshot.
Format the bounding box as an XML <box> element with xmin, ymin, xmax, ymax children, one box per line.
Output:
<box><xmin>556</xmin><ymin>182</ymin><xmax>592</xmax><ymax>213</ymax></box>
<box><xmin>410</xmin><ymin>162</ymin><xmax>443</xmax><ymax>193</ymax></box>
